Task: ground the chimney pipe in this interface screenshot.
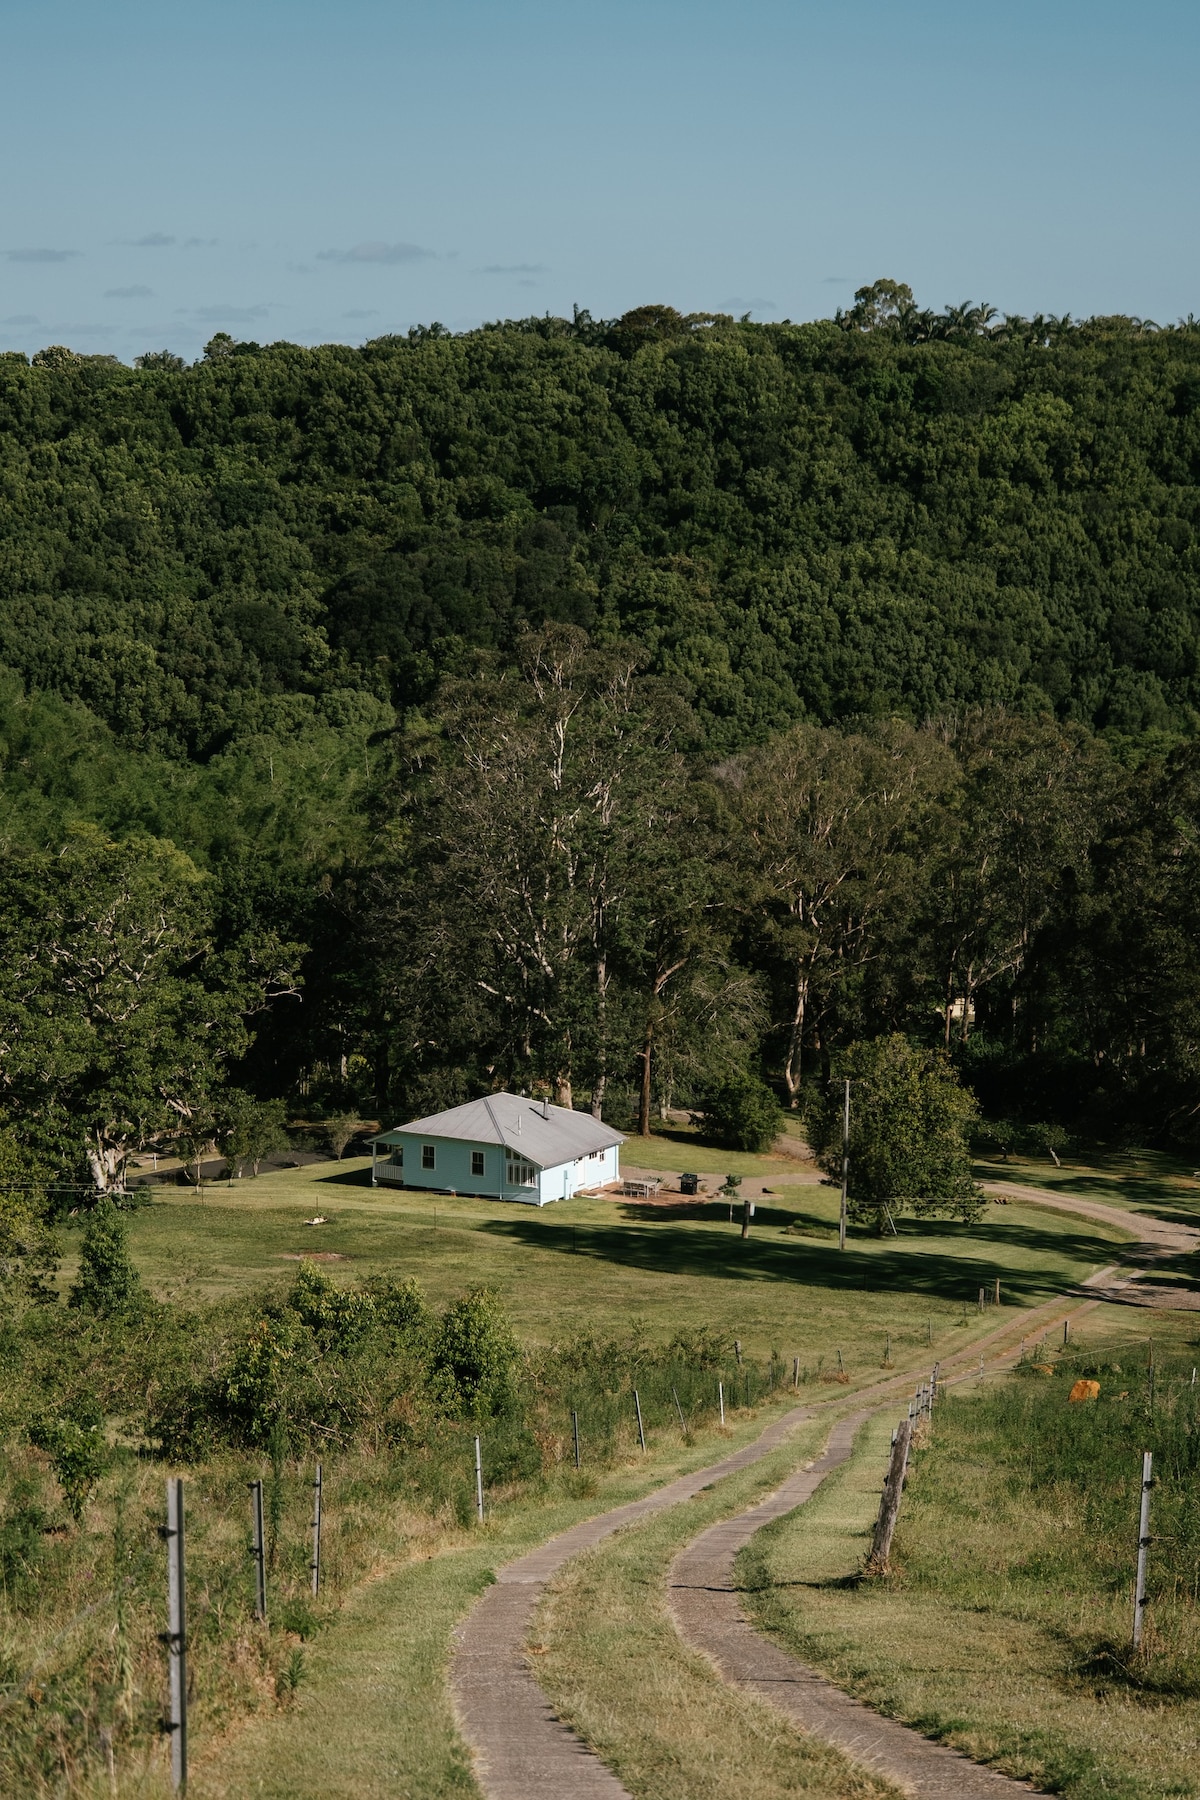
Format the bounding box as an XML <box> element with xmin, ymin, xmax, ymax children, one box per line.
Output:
<box><xmin>542</xmin><ymin>1097</ymin><xmax>549</xmax><ymax>1120</ymax></box>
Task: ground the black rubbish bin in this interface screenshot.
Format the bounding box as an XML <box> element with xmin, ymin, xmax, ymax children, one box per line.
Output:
<box><xmin>680</xmin><ymin>1171</ymin><xmax>699</xmax><ymax>1196</ymax></box>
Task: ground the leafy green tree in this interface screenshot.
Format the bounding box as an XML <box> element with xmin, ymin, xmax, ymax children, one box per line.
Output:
<box><xmin>697</xmin><ymin>1071</ymin><xmax>781</xmax><ymax>1153</ymax></box>
<box><xmin>1048</xmin><ymin>742</ymin><xmax>1200</xmax><ymax>1139</ymax></box>
<box><xmin>133</xmin><ymin>350</ymin><xmax>186</xmax><ymax>370</ymax></box>
<box><xmin>222</xmin><ymin>1093</ymin><xmax>290</xmax><ymax>1177</ymax></box>
<box><xmin>1026</xmin><ymin>1122</ymin><xmax>1070</xmax><ymax>1166</ymax></box>
<box><xmin>918</xmin><ymin>714</ymin><xmax>1114</xmax><ymax>1048</ymax></box>
<box><xmin>972</xmin><ymin>1117</ymin><xmax>1019</xmax><ymax>1161</ymax></box>
<box><xmin>0</xmin><ymin>831</ymin><xmax>300</xmax><ymax>1192</ymax></box>
<box><xmin>68</xmin><ymin>1201</ymin><xmax>143</xmax><ymax>1315</ymax></box>
<box><xmin>723</xmin><ymin>721</ymin><xmax>953</xmax><ymax>1104</ymax></box>
<box><xmin>0</xmin><ymin>1127</ymin><xmax>56</xmax><ymax>1294</ymax></box>
<box><xmin>811</xmin><ymin>1036</ymin><xmax>983</xmax><ymax>1232</ymax></box>
<box><xmin>372</xmin><ymin>626</ymin><xmax>704</xmax><ymax>1119</ymax></box>
<box><xmin>321</xmin><ymin>1114</ymin><xmax>362</xmax><ymax>1160</ymax></box>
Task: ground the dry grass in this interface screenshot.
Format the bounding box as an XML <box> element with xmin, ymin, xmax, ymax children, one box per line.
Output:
<box><xmin>0</xmin><ymin>1440</ymin><xmax>453</xmax><ymax>1799</ymax></box>
<box><xmin>533</xmin><ymin>1415</ymin><xmax>904</xmax><ymax>1800</ymax></box>
<box><xmin>2</xmin><ymin>1383</ymin><xmax>831</xmax><ymax>1799</ymax></box>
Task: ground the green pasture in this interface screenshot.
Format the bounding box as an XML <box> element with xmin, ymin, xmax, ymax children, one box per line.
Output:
<box><xmin>619</xmin><ymin>1124</ymin><xmax>804</xmax><ymax>1178</ymax></box>
<box><xmin>75</xmin><ymin>1151</ymin><xmax>1132</xmax><ymax>1375</ymax></box>
<box><xmin>975</xmin><ymin>1143</ymin><xmax>1200</xmax><ymax>1228</ymax></box>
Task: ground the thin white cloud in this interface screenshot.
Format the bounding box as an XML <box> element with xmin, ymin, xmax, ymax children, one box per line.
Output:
<box><xmin>722</xmin><ymin>297</ymin><xmax>777</xmax><ymax>315</ymax></box>
<box><xmin>317</xmin><ymin>241</ymin><xmax>435</xmax><ymax>265</ymax></box>
<box><xmin>479</xmin><ymin>262</ymin><xmax>547</xmax><ymax>275</ymax></box>
<box><xmin>6</xmin><ymin>247</ymin><xmax>80</xmax><ymax>263</ymax></box>
<box><xmin>2</xmin><ymin>313</ymin><xmax>38</xmax><ymax>325</ymax></box>
<box><xmin>191</xmin><ymin>304</ymin><xmax>272</xmax><ymax>323</ymax></box>
<box><xmin>105</xmin><ymin>285</ymin><xmax>154</xmax><ymax>299</ymax></box>
<box><xmin>132</xmin><ymin>232</ymin><xmax>176</xmax><ymax>247</ymax></box>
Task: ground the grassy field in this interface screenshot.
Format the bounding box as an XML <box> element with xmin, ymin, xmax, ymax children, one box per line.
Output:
<box><xmin>742</xmin><ymin>1310</ymin><xmax>1200</xmax><ymax>1800</ymax></box>
<box><xmin>79</xmin><ymin>1152</ymin><xmax>1133</xmax><ymax>1373</ymax></box>
<box><xmin>975</xmin><ymin>1144</ymin><xmax>1200</xmax><ymax>1228</ymax></box>
<box><xmin>532</xmin><ymin>1410</ymin><xmax>902</xmax><ymax>1800</ymax></box>
<box><xmin>618</xmin><ymin>1124</ymin><xmax>807</xmax><ymax>1178</ymax></box>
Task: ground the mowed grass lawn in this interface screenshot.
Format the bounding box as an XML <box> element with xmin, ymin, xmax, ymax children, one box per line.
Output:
<box><xmin>80</xmin><ymin>1145</ymin><xmax>1133</xmax><ymax>1374</ymax></box>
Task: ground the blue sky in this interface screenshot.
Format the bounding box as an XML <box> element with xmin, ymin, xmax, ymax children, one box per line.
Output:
<box><xmin>2</xmin><ymin>0</ymin><xmax>1197</xmax><ymax>362</ymax></box>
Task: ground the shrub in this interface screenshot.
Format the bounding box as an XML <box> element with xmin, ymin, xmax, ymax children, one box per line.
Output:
<box><xmin>0</xmin><ymin>1476</ymin><xmax>48</xmax><ymax>1598</ymax></box>
<box><xmin>29</xmin><ymin>1400</ymin><xmax>109</xmax><ymax>1523</ymax></box>
<box><xmin>698</xmin><ymin>1072</ymin><xmax>782</xmax><ymax>1153</ymax></box>
<box><xmin>68</xmin><ymin>1202</ymin><xmax>142</xmax><ymax>1316</ymax></box>
<box><xmin>433</xmin><ymin>1287</ymin><xmax>521</xmax><ymax>1417</ymax></box>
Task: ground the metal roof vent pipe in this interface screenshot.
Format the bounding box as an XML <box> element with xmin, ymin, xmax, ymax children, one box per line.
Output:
<box><xmin>542</xmin><ymin>1097</ymin><xmax>549</xmax><ymax>1120</ymax></box>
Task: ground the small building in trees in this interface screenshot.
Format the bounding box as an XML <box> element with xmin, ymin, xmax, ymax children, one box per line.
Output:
<box><xmin>370</xmin><ymin>1093</ymin><xmax>623</xmax><ymax>1205</ymax></box>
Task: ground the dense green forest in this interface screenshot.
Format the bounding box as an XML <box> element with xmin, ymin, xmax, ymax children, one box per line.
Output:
<box><xmin>3</xmin><ymin>283</ymin><xmax>1200</xmax><ymax>1207</ymax></box>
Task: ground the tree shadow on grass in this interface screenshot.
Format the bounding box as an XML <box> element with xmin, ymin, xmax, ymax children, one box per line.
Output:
<box><xmin>472</xmin><ymin>1211</ymin><xmax>1120</xmax><ymax>1305</ymax></box>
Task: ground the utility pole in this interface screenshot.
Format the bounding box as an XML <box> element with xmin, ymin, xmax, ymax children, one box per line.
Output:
<box><xmin>839</xmin><ymin>1078</ymin><xmax>850</xmax><ymax>1251</ymax></box>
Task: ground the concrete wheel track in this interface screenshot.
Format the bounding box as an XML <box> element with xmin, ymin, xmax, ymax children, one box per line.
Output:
<box><xmin>668</xmin><ymin>1412</ymin><xmax>1048</xmax><ymax>1798</ymax></box>
<box><xmin>449</xmin><ymin>1399</ymin><xmax>824</xmax><ymax>1800</ymax></box>
<box><xmin>450</xmin><ymin>1184</ymin><xmax>1162</xmax><ymax>1800</ymax></box>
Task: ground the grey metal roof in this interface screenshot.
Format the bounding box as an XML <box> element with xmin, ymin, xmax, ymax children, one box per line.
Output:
<box><xmin>373</xmin><ymin>1092</ymin><xmax>624</xmax><ymax>1167</ymax></box>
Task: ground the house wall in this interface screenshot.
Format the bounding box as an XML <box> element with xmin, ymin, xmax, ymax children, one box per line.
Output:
<box><xmin>372</xmin><ymin>1135</ymin><xmax>621</xmax><ymax>1206</ymax></box>
<box><xmin>535</xmin><ymin>1143</ymin><xmax>620</xmax><ymax>1203</ymax></box>
<box><xmin>373</xmin><ymin>1133</ymin><xmax>506</xmax><ymax>1198</ymax></box>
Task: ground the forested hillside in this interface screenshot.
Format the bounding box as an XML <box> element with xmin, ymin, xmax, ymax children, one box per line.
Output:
<box><xmin>4</xmin><ymin>293</ymin><xmax>1200</xmax><ymax>757</ymax></box>
<box><xmin>3</xmin><ymin>287</ymin><xmax>1200</xmax><ymax>1201</ymax></box>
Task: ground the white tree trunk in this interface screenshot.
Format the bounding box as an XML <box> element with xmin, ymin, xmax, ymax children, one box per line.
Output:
<box><xmin>87</xmin><ymin>1135</ymin><xmax>127</xmax><ymax>1196</ymax></box>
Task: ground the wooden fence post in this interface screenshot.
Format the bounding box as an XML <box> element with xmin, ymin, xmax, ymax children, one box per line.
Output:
<box><xmin>866</xmin><ymin>1417</ymin><xmax>912</xmax><ymax>1574</ymax></box>
<box><xmin>474</xmin><ymin>1437</ymin><xmax>484</xmax><ymax>1523</ymax></box>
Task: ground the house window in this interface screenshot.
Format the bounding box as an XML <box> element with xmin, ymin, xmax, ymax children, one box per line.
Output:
<box><xmin>388</xmin><ymin>1148</ymin><xmax>404</xmax><ymax>1166</ymax></box>
<box><xmin>471</xmin><ymin>1150</ymin><xmax>485</xmax><ymax>1177</ymax></box>
<box><xmin>422</xmin><ymin>1144</ymin><xmax>436</xmax><ymax>1170</ymax></box>
<box><xmin>505</xmin><ymin>1152</ymin><xmax>538</xmax><ymax>1187</ymax></box>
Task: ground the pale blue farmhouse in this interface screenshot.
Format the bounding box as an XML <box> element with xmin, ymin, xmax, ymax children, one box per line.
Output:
<box><xmin>370</xmin><ymin>1092</ymin><xmax>624</xmax><ymax>1206</ymax></box>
